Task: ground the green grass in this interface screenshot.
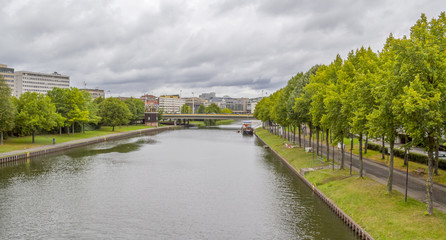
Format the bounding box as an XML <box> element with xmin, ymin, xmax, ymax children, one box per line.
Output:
<box><xmin>1</xmin><ymin>125</ymin><xmax>154</xmax><ymax>153</ymax></box>
<box><xmin>256</xmin><ymin>128</ymin><xmax>446</xmax><ymax>240</ymax></box>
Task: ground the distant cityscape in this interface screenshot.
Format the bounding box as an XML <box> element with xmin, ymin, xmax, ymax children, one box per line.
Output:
<box><xmin>0</xmin><ymin>63</ymin><xmax>262</xmax><ymax>114</ymax></box>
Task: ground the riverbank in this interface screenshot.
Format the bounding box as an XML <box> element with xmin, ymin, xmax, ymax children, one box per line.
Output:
<box><xmin>255</xmin><ymin>128</ymin><xmax>446</xmax><ymax>240</ymax></box>
<box><xmin>0</xmin><ymin>126</ymin><xmax>178</xmax><ymax>164</ymax></box>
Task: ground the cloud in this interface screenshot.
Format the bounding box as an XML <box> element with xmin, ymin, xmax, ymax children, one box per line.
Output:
<box><xmin>0</xmin><ymin>0</ymin><xmax>445</xmax><ymax>98</ymax></box>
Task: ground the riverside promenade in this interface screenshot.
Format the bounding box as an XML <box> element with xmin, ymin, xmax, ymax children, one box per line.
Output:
<box><xmin>0</xmin><ymin>126</ymin><xmax>177</xmax><ymax>163</ymax></box>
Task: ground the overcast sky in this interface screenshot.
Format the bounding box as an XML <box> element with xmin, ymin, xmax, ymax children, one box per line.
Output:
<box><xmin>1</xmin><ymin>0</ymin><xmax>444</xmax><ymax>98</ymax></box>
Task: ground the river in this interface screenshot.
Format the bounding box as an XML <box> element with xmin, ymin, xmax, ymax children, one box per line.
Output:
<box><xmin>0</xmin><ymin>123</ymin><xmax>358</xmax><ymax>239</ymax></box>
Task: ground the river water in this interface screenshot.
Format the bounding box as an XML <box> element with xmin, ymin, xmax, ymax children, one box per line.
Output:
<box><xmin>0</xmin><ymin>123</ymin><xmax>357</xmax><ymax>239</ymax></box>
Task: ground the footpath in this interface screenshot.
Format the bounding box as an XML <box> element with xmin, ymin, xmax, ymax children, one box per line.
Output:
<box><xmin>0</xmin><ymin>126</ymin><xmax>177</xmax><ymax>163</ymax></box>
<box><xmin>287</xmin><ymin>133</ymin><xmax>446</xmax><ymax>213</ymax></box>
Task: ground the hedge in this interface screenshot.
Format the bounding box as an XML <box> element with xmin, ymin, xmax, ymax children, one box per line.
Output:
<box><xmin>367</xmin><ymin>142</ymin><xmax>446</xmax><ymax>170</ymax></box>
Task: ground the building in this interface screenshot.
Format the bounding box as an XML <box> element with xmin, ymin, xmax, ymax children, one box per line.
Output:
<box><xmin>184</xmin><ymin>97</ymin><xmax>206</xmax><ymax>113</ymax></box>
<box><xmin>83</xmin><ymin>88</ymin><xmax>105</xmax><ymax>99</ymax></box>
<box><xmin>199</xmin><ymin>92</ymin><xmax>216</xmax><ymax>100</ymax></box>
<box><xmin>140</xmin><ymin>94</ymin><xmax>159</xmax><ymax>112</ymax></box>
<box><xmin>158</xmin><ymin>95</ymin><xmax>185</xmax><ymax>113</ymax></box>
<box><xmin>14</xmin><ymin>71</ymin><xmax>69</xmax><ymax>97</ymax></box>
<box><xmin>0</xmin><ymin>64</ymin><xmax>15</xmax><ymax>95</ymax></box>
<box><xmin>223</xmin><ymin>98</ymin><xmax>249</xmax><ymax>114</ymax></box>
<box><xmin>248</xmin><ymin>97</ymin><xmax>262</xmax><ymax>114</ymax></box>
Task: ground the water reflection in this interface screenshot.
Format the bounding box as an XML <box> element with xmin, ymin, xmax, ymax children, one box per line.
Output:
<box><xmin>0</xmin><ymin>128</ymin><xmax>357</xmax><ymax>239</ymax></box>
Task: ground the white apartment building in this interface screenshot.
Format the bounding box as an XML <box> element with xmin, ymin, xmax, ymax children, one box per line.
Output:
<box><xmin>158</xmin><ymin>96</ymin><xmax>185</xmax><ymax>113</ymax></box>
<box><xmin>14</xmin><ymin>71</ymin><xmax>70</xmax><ymax>97</ymax></box>
<box><xmin>0</xmin><ymin>64</ymin><xmax>15</xmax><ymax>95</ymax></box>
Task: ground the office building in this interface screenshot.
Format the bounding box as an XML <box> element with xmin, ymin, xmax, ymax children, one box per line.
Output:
<box><xmin>0</xmin><ymin>64</ymin><xmax>15</xmax><ymax>95</ymax></box>
<box><xmin>14</xmin><ymin>71</ymin><xmax>70</xmax><ymax>97</ymax></box>
<box><xmin>159</xmin><ymin>95</ymin><xmax>185</xmax><ymax>113</ymax></box>
<box><xmin>83</xmin><ymin>88</ymin><xmax>105</xmax><ymax>99</ymax></box>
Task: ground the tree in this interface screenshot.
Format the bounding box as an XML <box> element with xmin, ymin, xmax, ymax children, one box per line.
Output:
<box><xmin>206</xmin><ymin>103</ymin><xmax>221</xmax><ymax>113</ymax></box>
<box><xmin>393</xmin><ymin>13</ymin><xmax>446</xmax><ymax>215</ymax></box>
<box><xmin>368</xmin><ymin>35</ymin><xmax>406</xmax><ymax>193</ymax></box>
<box><xmin>67</xmin><ymin>88</ymin><xmax>89</xmax><ymax>136</ymax></box>
<box><xmin>98</xmin><ymin>97</ymin><xmax>132</xmax><ymax>131</ymax></box>
<box><xmin>181</xmin><ymin>104</ymin><xmax>192</xmax><ymax>113</ymax></box>
<box><xmin>13</xmin><ymin>92</ymin><xmax>64</xmax><ymax>143</ymax></box>
<box><xmin>197</xmin><ymin>105</ymin><xmax>206</xmax><ymax>113</ymax></box>
<box><xmin>125</xmin><ymin>97</ymin><xmax>145</xmax><ymax>124</ymax></box>
<box><xmin>47</xmin><ymin>87</ymin><xmax>70</xmax><ymax>134</ymax></box>
<box><xmin>82</xmin><ymin>91</ymin><xmax>101</xmax><ymax>131</ymax></box>
<box><xmin>348</xmin><ymin>47</ymin><xmax>379</xmax><ymax>178</ymax></box>
<box><xmin>0</xmin><ymin>76</ymin><xmax>16</xmax><ymax>144</ymax></box>
<box><xmin>221</xmin><ymin>108</ymin><xmax>232</xmax><ymax>114</ymax></box>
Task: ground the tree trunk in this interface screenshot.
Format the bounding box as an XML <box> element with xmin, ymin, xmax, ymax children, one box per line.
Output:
<box><xmin>298</xmin><ymin>125</ymin><xmax>302</xmax><ymax>147</ymax></box>
<box><xmin>32</xmin><ymin>130</ymin><xmax>35</xmax><ymax>143</ymax></box>
<box><xmin>341</xmin><ymin>138</ymin><xmax>344</xmax><ymax>169</ymax></box>
<box><xmin>359</xmin><ymin>134</ymin><xmax>363</xmax><ymax>178</ymax></box>
<box><xmin>83</xmin><ymin>122</ymin><xmax>85</xmax><ymax>134</ymax></box>
<box><xmin>59</xmin><ymin>126</ymin><xmax>62</xmax><ymax>136</ymax></box>
<box><xmin>316</xmin><ymin>127</ymin><xmax>320</xmax><ymax>156</ymax></box>
<box><xmin>364</xmin><ymin>135</ymin><xmax>368</xmax><ymax>154</ymax></box>
<box><xmin>350</xmin><ymin>134</ymin><xmax>354</xmax><ymax>176</ymax></box>
<box><xmin>293</xmin><ymin>126</ymin><xmax>296</xmax><ymax>144</ymax></box>
<box><xmin>382</xmin><ymin>136</ymin><xmax>385</xmax><ymax>160</ymax></box>
<box><xmin>303</xmin><ymin>125</ymin><xmax>306</xmax><ymax>149</ymax></box>
<box><xmin>113</xmin><ymin>125</ymin><xmax>115</xmax><ymax>131</ymax></box>
<box><xmin>66</xmin><ymin>126</ymin><xmax>69</xmax><ymax>135</ymax></box>
<box><xmin>435</xmin><ymin>139</ymin><xmax>439</xmax><ymax>176</ymax></box>
<box><xmin>326</xmin><ymin>129</ymin><xmax>329</xmax><ymax>162</ymax></box>
<box><xmin>387</xmin><ymin>139</ymin><xmax>395</xmax><ymax>193</ymax></box>
<box><xmin>72</xmin><ymin>122</ymin><xmax>75</xmax><ymax>137</ymax></box>
<box><xmin>309</xmin><ymin>123</ymin><xmax>312</xmax><ymax>149</ymax></box>
<box><xmin>0</xmin><ymin>131</ymin><xmax>3</xmax><ymax>145</ymax></box>
<box><xmin>426</xmin><ymin>135</ymin><xmax>434</xmax><ymax>215</ymax></box>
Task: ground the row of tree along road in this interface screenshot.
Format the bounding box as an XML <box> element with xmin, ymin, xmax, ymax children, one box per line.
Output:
<box><xmin>254</xmin><ymin>12</ymin><xmax>446</xmax><ymax>215</ymax></box>
<box><xmin>0</xmin><ymin>81</ymin><xmax>145</xmax><ymax>144</ymax></box>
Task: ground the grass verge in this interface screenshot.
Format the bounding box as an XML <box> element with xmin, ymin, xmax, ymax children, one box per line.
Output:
<box><xmin>1</xmin><ymin>125</ymin><xmax>154</xmax><ymax>153</ymax></box>
<box><xmin>256</xmin><ymin>128</ymin><xmax>446</xmax><ymax>240</ymax></box>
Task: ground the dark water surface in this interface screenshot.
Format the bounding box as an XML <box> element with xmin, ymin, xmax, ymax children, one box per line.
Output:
<box><xmin>0</xmin><ymin>127</ymin><xmax>357</xmax><ymax>239</ymax></box>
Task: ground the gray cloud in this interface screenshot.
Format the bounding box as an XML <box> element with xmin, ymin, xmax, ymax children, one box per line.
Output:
<box><xmin>0</xmin><ymin>0</ymin><xmax>444</xmax><ymax>98</ymax></box>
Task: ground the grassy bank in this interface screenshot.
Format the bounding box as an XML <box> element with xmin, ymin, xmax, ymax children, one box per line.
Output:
<box><xmin>1</xmin><ymin>125</ymin><xmax>154</xmax><ymax>153</ymax></box>
<box><xmin>256</xmin><ymin>128</ymin><xmax>446</xmax><ymax>240</ymax></box>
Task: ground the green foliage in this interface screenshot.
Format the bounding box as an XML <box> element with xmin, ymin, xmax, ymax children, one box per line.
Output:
<box><xmin>181</xmin><ymin>104</ymin><xmax>192</xmax><ymax>113</ymax></box>
<box><xmin>205</xmin><ymin>103</ymin><xmax>221</xmax><ymax>113</ymax></box>
<box><xmin>98</xmin><ymin>97</ymin><xmax>132</xmax><ymax>131</ymax></box>
<box><xmin>125</xmin><ymin>97</ymin><xmax>145</xmax><ymax>123</ymax></box>
<box><xmin>221</xmin><ymin>108</ymin><xmax>232</xmax><ymax>114</ymax></box>
<box><xmin>0</xmin><ymin>76</ymin><xmax>16</xmax><ymax>144</ymax></box>
<box><xmin>13</xmin><ymin>92</ymin><xmax>64</xmax><ymax>142</ymax></box>
<box><xmin>197</xmin><ymin>105</ymin><xmax>206</xmax><ymax>113</ymax></box>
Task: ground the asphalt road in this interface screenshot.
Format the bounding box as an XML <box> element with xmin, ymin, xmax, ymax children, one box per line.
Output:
<box><xmin>288</xmin><ymin>134</ymin><xmax>446</xmax><ymax>212</ymax></box>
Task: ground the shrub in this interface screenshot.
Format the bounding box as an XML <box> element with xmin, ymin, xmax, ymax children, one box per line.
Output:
<box><xmin>367</xmin><ymin>142</ymin><xmax>446</xmax><ymax>170</ymax></box>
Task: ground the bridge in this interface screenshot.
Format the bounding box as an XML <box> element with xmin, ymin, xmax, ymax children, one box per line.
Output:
<box><xmin>162</xmin><ymin>113</ymin><xmax>256</xmax><ymax>120</ymax></box>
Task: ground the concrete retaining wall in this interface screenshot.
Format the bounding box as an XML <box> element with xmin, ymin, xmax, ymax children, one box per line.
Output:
<box><xmin>255</xmin><ymin>132</ymin><xmax>374</xmax><ymax>240</ymax></box>
<box><xmin>0</xmin><ymin>126</ymin><xmax>178</xmax><ymax>165</ymax></box>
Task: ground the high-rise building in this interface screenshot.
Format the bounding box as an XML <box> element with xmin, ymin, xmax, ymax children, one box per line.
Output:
<box><xmin>14</xmin><ymin>71</ymin><xmax>70</xmax><ymax>97</ymax></box>
<box><xmin>0</xmin><ymin>64</ymin><xmax>15</xmax><ymax>95</ymax></box>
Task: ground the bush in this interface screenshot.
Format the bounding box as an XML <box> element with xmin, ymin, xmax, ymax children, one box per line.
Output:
<box><xmin>367</xmin><ymin>142</ymin><xmax>446</xmax><ymax>170</ymax></box>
